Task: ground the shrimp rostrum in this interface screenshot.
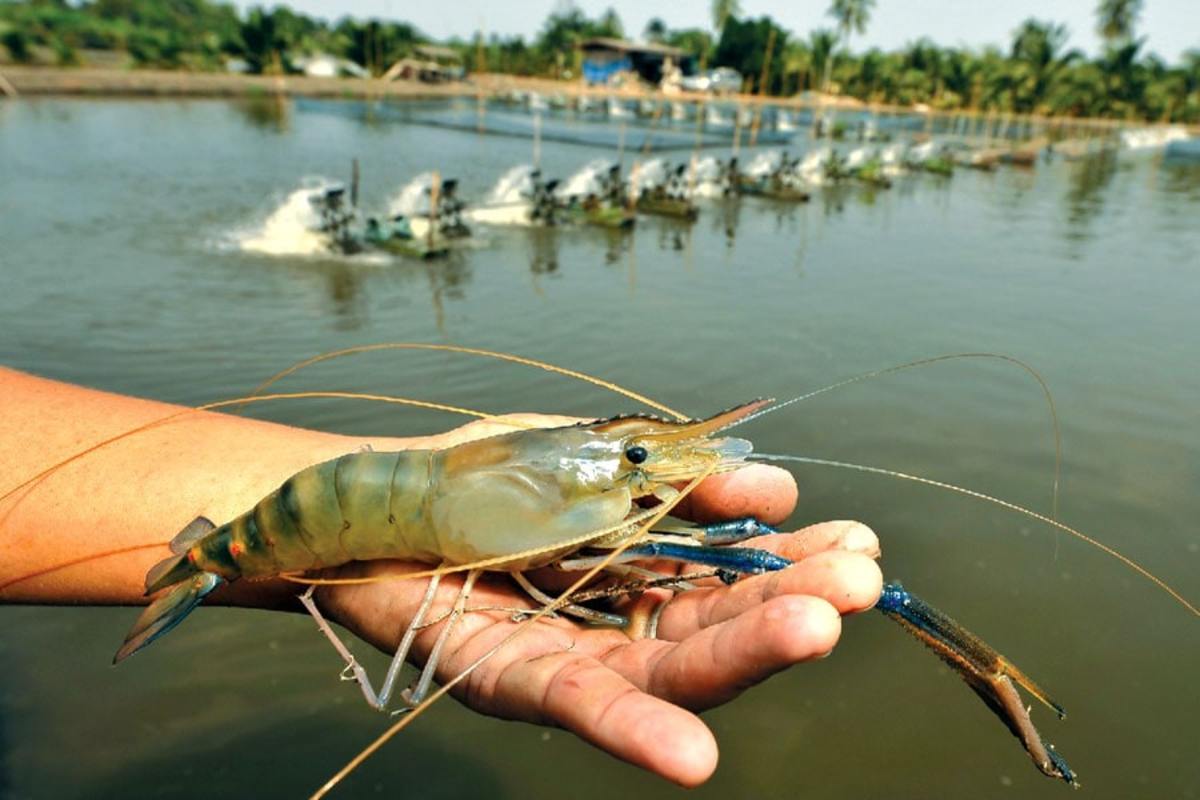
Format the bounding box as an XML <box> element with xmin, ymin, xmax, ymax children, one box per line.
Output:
<box><xmin>117</xmin><ymin>398</ymin><xmax>1078</xmax><ymax>786</ymax></box>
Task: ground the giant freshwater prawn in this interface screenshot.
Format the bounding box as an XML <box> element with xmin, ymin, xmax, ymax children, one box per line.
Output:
<box><xmin>1</xmin><ymin>344</ymin><xmax>1196</xmax><ymax>797</ymax></box>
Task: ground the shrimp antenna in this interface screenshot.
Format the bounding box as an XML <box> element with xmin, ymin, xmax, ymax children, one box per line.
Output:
<box><xmin>243</xmin><ymin>342</ymin><xmax>688</xmax><ymax>421</ymax></box>
<box><xmin>2</xmin><ymin>340</ymin><xmax>688</xmax><ymax>589</ymax></box>
<box><xmin>720</xmin><ymin>353</ymin><xmax>1063</xmax><ymax>520</ymax></box>
<box><xmin>5</xmin><ymin>342</ymin><xmax>687</xmax><ymax>513</ymax></box>
<box><xmin>0</xmin><ymin>391</ymin><xmax>498</xmax><ymax>512</ymax></box>
<box><xmin>751</xmin><ymin>452</ymin><xmax>1198</xmax><ymax>617</ymax></box>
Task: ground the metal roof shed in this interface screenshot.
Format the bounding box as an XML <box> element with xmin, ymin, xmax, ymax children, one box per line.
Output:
<box><xmin>578</xmin><ymin>38</ymin><xmax>694</xmax><ymax>86</ymax></box>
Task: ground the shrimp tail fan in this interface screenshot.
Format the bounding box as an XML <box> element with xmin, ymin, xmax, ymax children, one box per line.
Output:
<box><xmin>114</xmin><ymin>570</ymin><xmax>223</xmax><ymax>664</ymax></box>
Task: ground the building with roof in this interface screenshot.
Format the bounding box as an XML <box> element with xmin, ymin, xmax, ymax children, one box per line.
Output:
<box><xmin>383</xmin><ymin>45</ymin><xmax>464</xmax><ymax>83</ymax></box>
<box><xmin>578</xmin><ymin>38</ymin><xmax>695</xmax><ymax>87</ymax></box>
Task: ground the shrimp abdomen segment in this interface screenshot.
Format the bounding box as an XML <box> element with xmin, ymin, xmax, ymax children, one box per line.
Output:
<box><xmin>340</xmin><ymin>450</ymin><xmax>434</xmax><ymax>562</ymax></box>
<box><xmin>227</xmin><ymin>451</ymin><xmax>437</xmax><ymax>575</ymax></box>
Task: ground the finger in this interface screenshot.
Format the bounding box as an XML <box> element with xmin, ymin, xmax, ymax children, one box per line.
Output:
<box><xmin>653</xmin><ymin>551</ymin><xmax>883</xmax><ymax>642</ymax></box>
<box><xmin>751</xmin><ymin>520</ymin><xmax>881</xmax><ymax>560</ymax></box>
<box><xmin>607</xmin><ymin>594</ymin><xmax>844</xmax><ymax>710</ymax></box>
<box><xmin>487</xmin><ymin>650</ymin><xmax>719</xmax><ymax>787</ymax></box>
<box><xmin>672</xmin><ymin>463</ymin><xmax>798</xmax><ymax>525</ymax></box>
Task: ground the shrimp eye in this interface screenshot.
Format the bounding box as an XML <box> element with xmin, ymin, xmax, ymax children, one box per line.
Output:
<box><xmin>625</xmin><ymin>445</ymin><xmax>649</xmax><ymax>465</ymax></box>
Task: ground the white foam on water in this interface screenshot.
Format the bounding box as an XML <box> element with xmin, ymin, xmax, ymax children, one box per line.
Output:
<box><xmin>630</xmin><ymin>158</ymin><xmax>667</xmax><ymax>194</ymax></box>
<box><xmin>464</xmin><ymin>165</ymin><xmax>537</xmax><ymax>226</ymax></box>
<box><xmin>745</xmin><ymin>150</ymin><xmax>782</xmax><ymax>178</ymax></box>
<box><xmin>467</xmin><ymin>203</ymin><xmax>533</xmax><ymax>226</ymax></box>
<box><xmin>797</xmin><ymin>147</ymin><xmax>834</xmax><ymax>184</ymax></box>
<box><xmin>387</xmin><ymin>172</ymin><xmax>436</xmax><ymax>217</ymax></box>
<box><xmin>908</xmin><ymin>140</ymin><xmax>937</xmax><ymax>162</ymax></box>
<box><xmin>556</xmin><ymin>159</ymin><xmax>616</xmax><ymax>200</ymax></box>
<box><xmin>234</xmin><ymin>179</ymin><xmax>337</xmax><ymax>257</ymax></box>
<box><xmin>687</xmin><ymin>156</ymin><xmax>728</xmax><ymax>198</ymax></box>
<box><xmin>486</xmin><ymin>165</ymin><xmax>536</xmax><ymax>205</ymax></box>
<box><xmin>224</xmin><ymin>179</ymin><xmax>391</xmax><ymax>265</ymax></box>
<box><xmin>1121</xmin><ymin>125</ymin><xmax>1188</xmax><ymax>151</ymax></box>
<box><xmin>844</xmin><ymin>146</ymin><xmax>874</xmax><ymax>169</ymax></box>
<box><xmin>692</xmin><ymin>182</ymin><xmax>726</xmax><ymax>199</ymax></box>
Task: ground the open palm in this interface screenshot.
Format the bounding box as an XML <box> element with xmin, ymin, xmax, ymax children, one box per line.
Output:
<box><xmin>313</xmin><ymin>462</ymin><xmax>883</xmax><ymax>787</ymax></box>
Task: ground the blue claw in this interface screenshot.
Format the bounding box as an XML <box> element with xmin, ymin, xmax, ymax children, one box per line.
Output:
<box><xmin>624</xmin><ymin>541</ymin><xmax>793</xmax><ymax>574</ymax></box>
<box><xmin>877</xmin><ymin>581</ymin><xmax>1076</xmax><ymax>786</ymax></box>
<box><xmin>697</xmin><ymin>517</ymin><xmax>781</xmax><ymax>544</ymax></box>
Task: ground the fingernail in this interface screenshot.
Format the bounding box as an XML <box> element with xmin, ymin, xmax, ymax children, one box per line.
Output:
<box><xmin>840</xmin><ymin>522</ymin><xmax>880</xmax><ymax>556</ymax></box>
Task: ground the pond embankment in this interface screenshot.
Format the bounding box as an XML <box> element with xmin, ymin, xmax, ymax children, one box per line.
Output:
<box><xmin>0</xmin><ymin>65</ymin><xmax>864</xmax><ymax>108</ymax></box>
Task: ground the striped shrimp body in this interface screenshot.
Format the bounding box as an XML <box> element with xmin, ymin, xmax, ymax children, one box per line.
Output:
<box><xmin>7</xmin><ymin>345</ymin><xmax>1197</xmax><ymax>794</ymax></box>
<box><xmin>114</xmin><ymin>392</ymin><xmax>1084</xmax><ymax>787</ymax></box>
<box><xmin>115</xmin><ymin>403</ymin><xmax>759</xmax><ymax>663</ymax></box>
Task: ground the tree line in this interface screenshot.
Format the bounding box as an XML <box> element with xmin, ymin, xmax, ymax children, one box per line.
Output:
<box><xmin>1</xmin><ymin>0</ymin><xmax>1197</xmax><ymax>123</ymax></box>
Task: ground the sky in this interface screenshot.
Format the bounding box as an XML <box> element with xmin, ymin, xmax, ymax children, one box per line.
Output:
<box><xmin>235</xmin><ymin>0</ymin><xmax>1199</xmax><ymax>62</ymax></box>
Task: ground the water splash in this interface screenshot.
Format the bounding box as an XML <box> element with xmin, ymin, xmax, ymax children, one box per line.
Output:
<box><xmin>468</xmin><ymin>165</ymin><xmax>537</xmax><ymax>227</ymax></box>
<box><xmin>556</xmin><ymin>159</ymin><xmax>617</xmax><ymax>200</ymax></box>
<box><xmin>687</xmin><ymin>156</ymin><xmax>729</xmax><ymax>199</ymax></box>
<box><xmin>744</xmin><ymin>150</ymin><xmax>782</xmax><ymax>179</ymax></box>
<box><xmin>226</xmin><ymin>179</ymin><xmax>388</xmax><ymax>264</ymax></box>
<box><xmin>235</xmin><ymin>179</ymin><xmax>339</xmax><ymax>257</ymax></box>
<box><xmin>387</xmin><ymin>172</ymin><xmax>436</xmax><ymax>217</ymax></box>
<box><xmin>629</xmin><ymin>158</ymin><xmax>668</xmax><ymax>195</ymax></box>
<box><xmin>485</xmin><ymin>165</ymin><xmax>537</xmax><ymax>205</ymax></box>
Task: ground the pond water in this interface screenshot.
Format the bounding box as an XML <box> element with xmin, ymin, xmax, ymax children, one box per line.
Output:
<box><xmin>0</xmin><ymin>97</ymin><xmax>1197</xmax><ymax>800</ymax></box>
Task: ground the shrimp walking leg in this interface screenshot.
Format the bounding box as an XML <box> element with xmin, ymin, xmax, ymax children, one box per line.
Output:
<box><xmin>298</xmin><ymin>574</ymin><xmax>442</xmax><ymax>712</ymax></box>
<box><xmin>403</xmin><ymin>569</ymin><xmax>483</xmax><ymax>707</ymax></box>
<box><xmin>378</xmin><ymin>573</ymin><xmax>443</xmax><ymax>712</ymax></box>
<box><xmin>298</xmin><ymin>586</ymin><xmax>377</xmax><ymax>707</ymax></box>
<box><xmin>510</xmin><ymin>571</ymin><xmax>627</xmax><ymax>626</ymax></box>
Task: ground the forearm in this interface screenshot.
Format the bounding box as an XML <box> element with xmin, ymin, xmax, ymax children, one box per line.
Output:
<box><xmin>0</xmin><ymin>367</ymin><xmax>394</xmax><ymax>606</ymax></box>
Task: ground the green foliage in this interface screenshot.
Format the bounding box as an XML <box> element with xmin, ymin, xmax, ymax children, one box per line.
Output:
<box><xmin>828</xmin><ymin>0</ymin><xmax>875</xmax><ymax>38</ymax></box>
<box><xmin>666</xmin><ymin>28</ymin><xmax>713</xmax><ymax>64</ymax></box>
<box><xmin>711</xmin><ymin>0</ymin><xmax>741</xmax><ymax>34</ymax></box>
<box><xmin>3</xmin><ymin>27</ymin><xmax>32</xmax><ymax>62</ymax></box>
<box><xmin>337</xmin><ymin>17</ymin><xmax>421</xmax><ymax>76</ymax></box>
<box><xmin>714</xmin><ymin>16</ymin><xmax>787</xmax><ymax>93</ymax></box>
<box><xmin>1097</xmin><ymin>0</ymin><xmax>1143</xmax><ymax>44</ymax></box>
<box><xmin>0</xmin><ymin>0</ymin><xmax>1196</xmax><ymax>123</ymax></box>
<box><xmin>643</xmin><ymin>17</ymin><xmax>667</xmax><ymax>44</ymax></box>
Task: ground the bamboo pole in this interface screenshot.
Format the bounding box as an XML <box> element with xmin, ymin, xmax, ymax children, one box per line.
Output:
<box><xmin>749</xmin><ymin>27</ymin><xmax>776</xmax><ymax>146</ymax></box>
<box><xmin>428</xmin><ymin>171</ymin><xmax>440</xmax><ymax>251</ymax></box>
<box><xmin>0</xmin><ymin>69</ymin><xmax>18</xmax><ymax>98</ymax></box>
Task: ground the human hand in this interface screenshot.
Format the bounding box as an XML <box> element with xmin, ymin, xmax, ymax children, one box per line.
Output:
<box><xmin>311</xmin><ymin>429</ymin><xmax>883</xmax><ymax>788</ymax></box>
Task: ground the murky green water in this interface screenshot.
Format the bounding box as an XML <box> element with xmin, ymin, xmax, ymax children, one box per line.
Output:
<box><xmin>1</xmin><ymin>98</ymin><xmax>1197</xmax><ymax>799</ymax></box>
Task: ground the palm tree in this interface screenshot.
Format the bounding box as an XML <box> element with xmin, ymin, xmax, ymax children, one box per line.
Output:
<box><xmin>1009</xmin><ymin>19</ymin><xmax>1079</xmax><ymax>112</ymax></box>
<box><xmin>711</xmin><ymin>0</ymin><xmax>741</xmax><ymax>36</ymax></box>
<box><xmin>1097</xmin><ymin>0</ymin><xmax>1143</xmax><ymax>46</ymax></box>
<box><xmin>903</xmin><ymin>38</ymin><xmax>945</xmax><ymax>101</ymax></box>
<box><xmin>806</xmin><ymin>28</ymin><xmax>838</xmax><ymax>92</ymax></box>
<box><xmin>822</xmin><ymin>0</ymin><xmax>875</xmax><ymax>94</ymax></box>
<box><xmin>595</xmin><ymin>7</ymin><xmax>623</xmax><ymax>38</ymax></box>
<box><xmin>781</xmin><ymin>40</ymin><xmax>813</xmax><ymax>94</ymax></box>
<box><xmin>1097</xmin><ymin>37</ymin><xmax>1147</xmax><ymax>116</ymax></box>
<box><xmin>644</xmin><ymin>18</ymin><xmax>667</xmax><ymax>43</ymax></box>
<box><xmin>1046</xmin><ymin>62</ymin><xmax>1107</xmax><ymax>117</ymax></box>
<box><xmin>1096</xmin><ymin>0</ymin><xmax>1144</xmax><ymax>117</ymax></box>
